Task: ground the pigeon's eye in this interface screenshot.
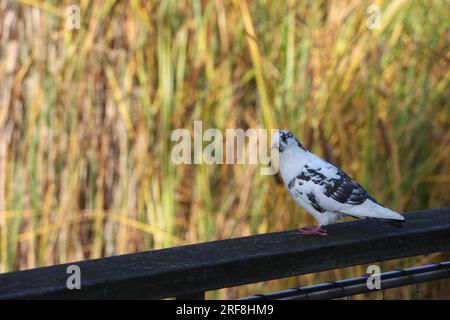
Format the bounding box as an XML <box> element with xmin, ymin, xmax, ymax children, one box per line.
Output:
<box><xmin>281</xmin><ymin>135</ymin><xmax>287</xmax><ymax>142</ymax></box>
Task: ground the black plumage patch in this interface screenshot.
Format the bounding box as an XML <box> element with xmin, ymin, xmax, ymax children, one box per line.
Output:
<box><xmin>281</xmin><ymin>131</ymin><xmax>306</xmax><ymax>151</ymax></box>
<box><xmin>296</xmin><ymin>172</ymin><xmax>310</xmax><ymax>181</ymax></box>
<box><xmin>295</xmin><ymin>139</ymin><xmax>306</xmax><ymax>151</ymax></box>
<box><xmin>307</xmin><ymin>192</ymin><xmax>325</xmax><ymax>213</ymax></box>
<box><xmin>288</xmin><ymin>178</ymin><xmax>296</xmax><ymax>190</ymax></box>
<box><xmin>323</xmin><ymin>170</ymin><xmax>368</xmax><ymax>204</ymax></box>
<box><xmin>280</xmin><ymin>131</ymin><xmax>293</xmax><ymax>143</ymax></box>
<box><xmin>297</xmin><ymin>166</ymin><xmax>370</xmax><ymax>205</ymax></box>
<box><xmin>297</xmin><ymin>167</ymin><xmax>327</xmax><ymax>183</ymax></box>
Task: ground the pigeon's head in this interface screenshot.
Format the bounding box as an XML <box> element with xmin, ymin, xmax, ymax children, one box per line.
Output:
<box><xmin>272</xmin><ymin>130</ymin><xmax>303</xmax><ymax>153</ymax></box>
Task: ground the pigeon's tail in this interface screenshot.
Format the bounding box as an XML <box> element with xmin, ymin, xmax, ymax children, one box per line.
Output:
<box><xmin>340</xmin><ymin>199</ymin><xmax>405</xmax><ymax>221</ymax></box>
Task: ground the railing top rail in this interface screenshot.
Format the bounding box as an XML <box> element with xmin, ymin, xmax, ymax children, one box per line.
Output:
<box><xmin>0</xmin><ymin>208</ymin><xmax>449</xmax><ymax>299</ymax></box>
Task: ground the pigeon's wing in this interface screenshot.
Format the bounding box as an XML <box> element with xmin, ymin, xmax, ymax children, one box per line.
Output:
<box><xmin>296</xmin><ymin>160</ymin><xmax>404</xmax><ymax>221</ymax></box>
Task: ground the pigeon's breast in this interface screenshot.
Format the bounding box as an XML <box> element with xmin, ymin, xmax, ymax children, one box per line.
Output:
<box><xmin>279</xmin><ymin>149</ymin><xmax>307</xmax><ymax>187</ymax></box>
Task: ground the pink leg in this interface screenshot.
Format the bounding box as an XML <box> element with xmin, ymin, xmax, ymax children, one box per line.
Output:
<box><xmin>299</xmin><ymin>226</ymin><xmax>327</xmax><ymax>236</ymax></box>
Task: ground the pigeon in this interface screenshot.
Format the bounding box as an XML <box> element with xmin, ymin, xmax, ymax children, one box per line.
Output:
<box><xmin>271</xmin><ymin>130</ymin><xmax>405</xmax><ymax>236</ymax></box>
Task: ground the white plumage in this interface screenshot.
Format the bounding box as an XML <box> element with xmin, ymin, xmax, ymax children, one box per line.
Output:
<box><xmin>272</xmin><ymin>130</ymin><xmax>405</xmax><ymax>236</ymax></box>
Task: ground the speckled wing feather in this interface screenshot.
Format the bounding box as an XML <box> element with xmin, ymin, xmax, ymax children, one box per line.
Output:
<box><xmin>289</xmin><ymin>160</ymin><xmax>403</xmax><ymax>221</ymax></box>
<box><xmin>298</xmin><ymin>165</ymin><xmax>370</xmax><ymax>205</ymax></box>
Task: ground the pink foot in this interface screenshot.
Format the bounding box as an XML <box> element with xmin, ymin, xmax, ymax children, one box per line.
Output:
<box><xmin>299</xmin><ymin>226</ymin><xmax>327</xmax><ymax>236</ymax></box>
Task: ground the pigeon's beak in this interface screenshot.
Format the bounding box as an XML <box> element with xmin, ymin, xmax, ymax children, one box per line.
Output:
<box><xmin>271</xmin><ymin>130</ymin><xmax>281</xmax><ymax>151</ymax></box>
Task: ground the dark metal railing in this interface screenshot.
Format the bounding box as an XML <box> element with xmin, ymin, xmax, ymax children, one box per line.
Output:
<box><xmin>242</xmin><ymin>261</ymin><xmax>450</xmax><ymax>300</ymax></box>
<box><xmin>0</xmin><ymin>207</ymin><xmax>449</xmax><ymax>299</ymax></box>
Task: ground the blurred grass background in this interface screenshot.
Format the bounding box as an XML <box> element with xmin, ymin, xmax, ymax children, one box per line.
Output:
<box><xmin>0</xmin><ymin>0</ymin><xmax>449</xmax><ymax>299</ymax></box>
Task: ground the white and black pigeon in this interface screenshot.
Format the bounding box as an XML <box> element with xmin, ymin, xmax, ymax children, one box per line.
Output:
<box><xmin>271</xmin><ymin>130</ymin><xmax>405</xmax><ymax>236</ymax></box>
